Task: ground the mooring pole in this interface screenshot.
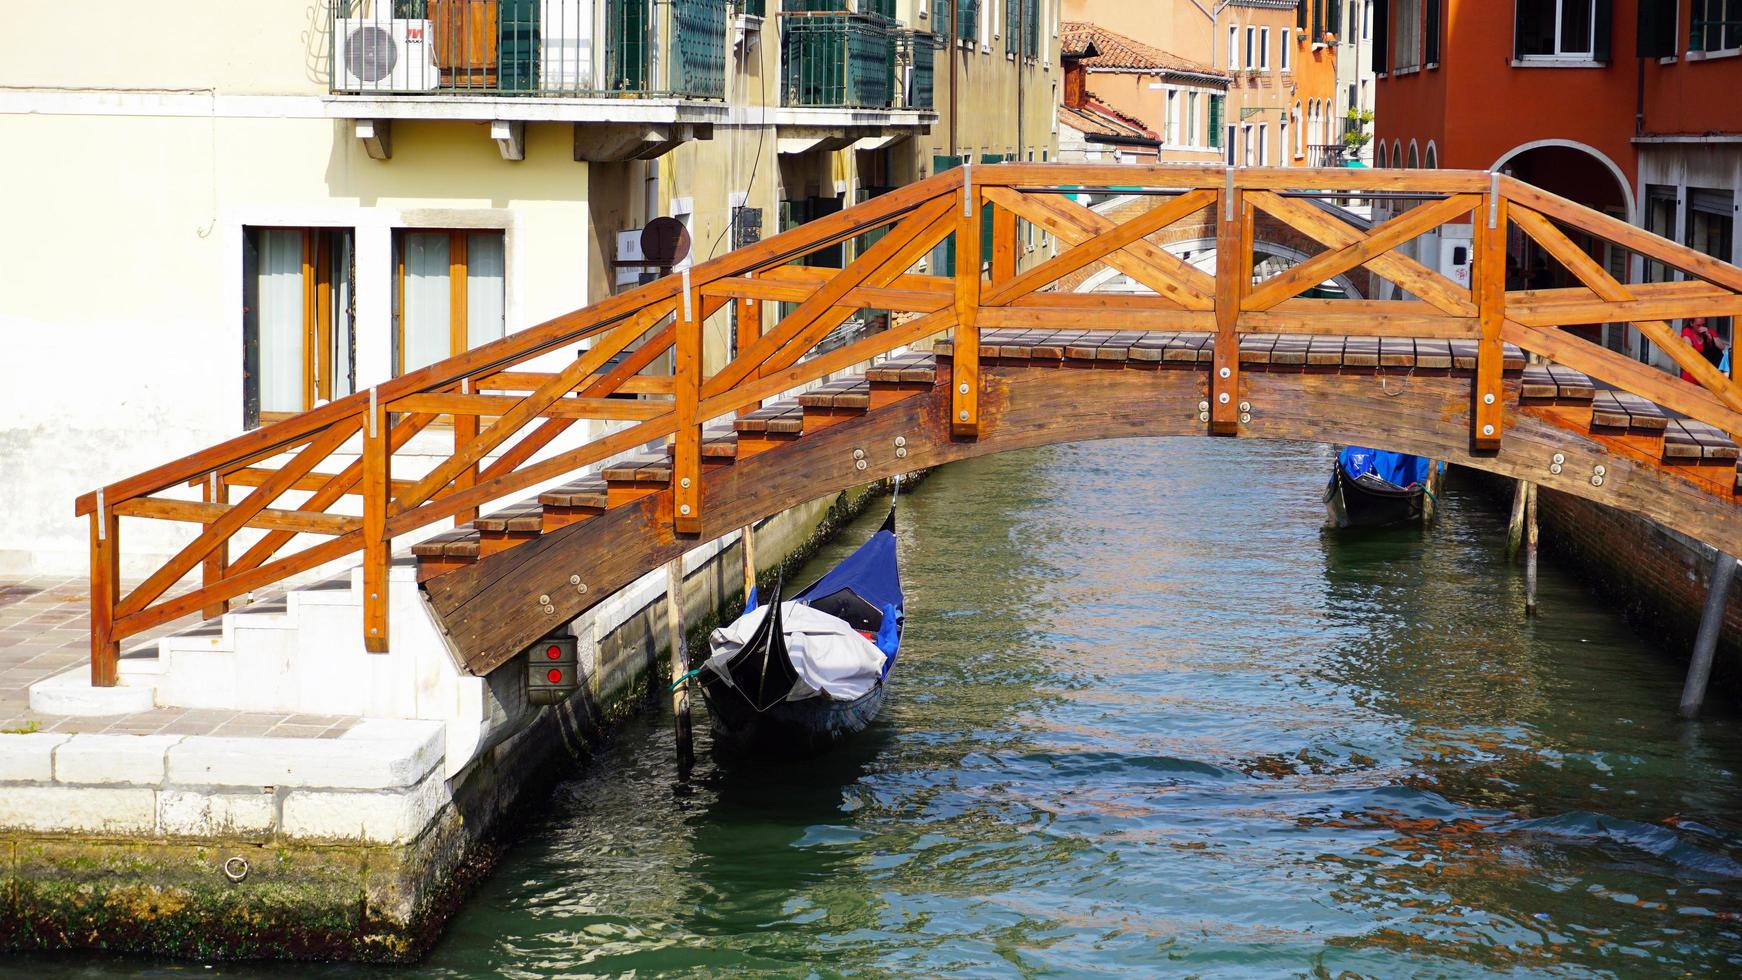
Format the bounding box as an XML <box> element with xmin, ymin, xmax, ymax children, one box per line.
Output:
<box><xmin>741</xmin><ymin>523</ymin><xmax>757</xmax><ymax>606</ymax></box>
<box><xmin>1524</xmin><ymin>482</ymin><xmax>1539</xmax><ymax>617</ymax></box>
<box><xmin>1506</xmin><ymin>479</ymin><xmax>1528</xmax><ymax>562</ymax></box>
<box><xmin>1423</xmin><ymin>460</ymin><xmax>1442</xmax><ymax>523</ymax></box>
<box><xmin>1681</xmin><ymin>551</ymin><xmax>1738</xmax><ymax>719</ymax></box>
<box><xmin>666</xmin><ymin>556</ymin><xmax>694</xmax><ymax>766</ymax></box>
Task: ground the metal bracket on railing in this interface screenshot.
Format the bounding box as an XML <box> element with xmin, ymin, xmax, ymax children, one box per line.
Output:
<box><xmin>368</xmin><ymin>387</ymin><xmax>378</xmax><ymax>438</ymax></box>
<box><xmin>460</xmin><ymin>377</ymin><xmax>469</xmax><ymax>395</ymax></box>
<box><xmin>1489</xmin><ymin>172</ymin><xmax>1501</xmax><ymax>228</ymax></box>
<box><xmin>1224</xmin><ymin>168</ymin><xmax>1236</xmax><ymax>222</ymax></box>
<box><xmin>95</xmin><ymin>488</ymin><xmax>105</xmax><ymax>540</ymax></box>
<box><xmin>209</xmin><ymin>472</ymin><xmax>218</xmax><ymax>497</ymax></box>
<box><xmin>962</xmin><ymin>162</ymin><xmax>973</xmax><ymax>217</ymax></box>
<box><xmin>681</xmin><ymin>268</ymin><xmax>693</xmax><ymax>323</ymax></box>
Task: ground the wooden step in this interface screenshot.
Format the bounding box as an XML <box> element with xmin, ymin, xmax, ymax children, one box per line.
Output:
<box><xmin>798</xmin><ymin>378</ymin><xmax>872</xmax><ymax>430</ymax></box>
<box><xmin>602</xmin><ymin>454</ymin><xmax>673</xmax><ymax>506</ymax></box>
<box><xmin>1590</xmin><ymin>390</ymin><xmax>1668</xmax><ymax>435</ymax></box>
<box><xmin>866</xmin><ymin>353</ymin><xmax>937</xmax><ymax>408</ymax></box>
<box><xmin>733</xmin><ymin>401</ymin><xmax>804</xmax><ymax>457</ymax></box>
<box><xmin>411</xmin><ymin>528</ymin><xmax>481</xmax><ymax>583</ymax></box>
<box><xmin>539</xmin><ymin>477</ymin><xmax>608</xmax><ymax>533</ymax></box>
<box><xmin>1521</xmin><ymin>364</ymin><xmax>1596</xmax><ymax>403</ymax></box>
<box><xmin>665</xmin><ymin>426</ymin><xmax>741</xmax><ymax>466</ymax></box>
<box><xmin>475</xmin><ymin>501</ymin><xmax>544</xmax><ymax>557</ymax></box>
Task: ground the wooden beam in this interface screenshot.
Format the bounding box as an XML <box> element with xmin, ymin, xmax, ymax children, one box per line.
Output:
<box><xmin>982</xmin><ymin>185</ymin><xmax>1216</xmax><ymax>308</ymax></box>
<box><xmin>954</xmin><ymin>174</ymin><xmax>983</xmax><ymax>438</ymax></box>
<box><xmin>977</xmin><ymin>307</ymin><xmax>1216</xmax><ymax>330</ymax></box>
<box><xmin>1508</xmin><ymin>294</ymin><xmax>1742</xmax><ymax>328</ymax></box>
<box><xmin>975</xmin><ymin>164</ymin><xmax>1493</xmax><ymax>194</ymax></box>
<box><xmin>89</xmin><ymin>504</ymin><xmax>117</xmax><ymax>687</ymax></box>
<box><xmin>1243</xmin><ymin>194</ymin><xmax>1480</xmax><ymax>311</ymax></box>
<box><xmin>1247</xmin><ymin>190</ymin><xmax>1478</xmax><ymax>317</ymax></box>
<box><xmin>1473</xmin><ymin>194</ymin><xmax>1507</xmax><ymax>450</ymax></box>
<box><xmin>474</xmin><ymin>372</ymin><xmax>673</xmax><ymax>395</ymax></box>
<box><xmin>200</xmin><ymin>473</ymin><xmax>228</xmax><ymax>620</ymax></box>
<box><xmin>363</xmin><ymin>392</ymin><xmax>390</xmax><ymax>653</ymax></box>
<box><xmin>391</xmin><ymin>392</ymin><xmax>669</xmax><ymax>421</ymax></box>
<box><xmin>992</xmin><ymin>200</ymin><xmax>1017</xmax><ymax>286</ymax></box>
<box><xmin>1510</xmin><ymin>203</ymin><xmax>1742</xmax><ymax>416</ymax></box>
<box><xmin>674</xmin><ymin>272</ymin><xmax>703</xmax><ymax>535</ymax></box>
<box><xmin>1211</xmin><ymin>176</ymin><xmax>1243</xmax><ymax>435</ymax></box>
<box><xmin>112</xmin><ymin>497</ymin><xmax>362</xmax><ymax>535</ymax></box>
<box><xmin>115</xmin><ymin>533</ymin><xmax>363</xmax><ymax>640</ymax></box>
<box><xmin>984</xmin><ymin>188</ymin><xmax>1217</xmax><ymax>307</ymax></box>
<box><xmin>701</xmin><ymin>277</ymin><xmax>949</xmax><ymax>313</ymax></box>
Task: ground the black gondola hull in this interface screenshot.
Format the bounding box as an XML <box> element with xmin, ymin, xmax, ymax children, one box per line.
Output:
<box><xmin>1324</xmin><ymin>461</ymin><xmax>1424</xmax><ymax>528</ymax></box>
<box><xmin>699</xmin><ymin>676</ymin><xmax>889</xmax><ymax>757</ymax></box>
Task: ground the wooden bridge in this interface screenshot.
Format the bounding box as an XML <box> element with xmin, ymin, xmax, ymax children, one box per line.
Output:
<box><xmin>76</xmin><ymin>165</ymin><xmax>1742</xmax><ymax>683</ymax></box>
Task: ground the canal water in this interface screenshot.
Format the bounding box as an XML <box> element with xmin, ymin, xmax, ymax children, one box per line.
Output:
<box><xmin>19</xmin><ymin>438</ymin><xmax>1742</xmax><ymax>977</ymax></box>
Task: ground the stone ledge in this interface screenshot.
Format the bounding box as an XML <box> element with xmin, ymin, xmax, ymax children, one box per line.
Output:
<box><xmin>0</xmin><ymin>733</ymin><xmax>70</xmax><ymax>781</ymax></box>
<box><xmin>28</xmin><ymin>667</ymin><xmax>155</xmax><ymax>717</ymax></box>
<box><xmin>165</xmin><ymin>719</ymin><xmax>444</xmax><ymax>790</ymax></box>
<box><xmin>0</xmin><ymin>785</ymin><xmax>157</xmax><ymax>834</ymax></box>
<box><xmin>55</xmin><ymin>733</ymin><xmax>181</xmax><ymax>785</ymax></box>
<box><xmin>281</xmin><ymin>766</ymin><xmax>450</xmax><ymax>843</ymax></box>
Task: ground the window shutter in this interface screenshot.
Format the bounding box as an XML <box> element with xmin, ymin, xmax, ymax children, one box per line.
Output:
<box><xmin>1208</xmin><ymin>95</ymin><xmax>1223</xmax><ymax>147</ymax></box>
<box><xmin>1373</xmin><ymin>0</ymin><xmax>1388</xmax><ymax>71</ymax></box>
<box><xmin>1313</xmin><ymin>0</ymin><xmax>1324</xmax><ymax>39</ymax></box>
<box><xmin>1593</xmin><ymin>0</ymin><xmax>1613</xmax><ymax>62</ymax></box>
<box><xmin>1637</xmin><ymin>0</ymin><xmax>1676</xmax><ymax>57</ymax></box>
<box><xmin>1423</xmin><ymin>0</ymin><xmax>1439</xmax><ymax>64</ymax></box>
<box><xmin>1514</xmin><ymin>0</ymin><xmax>1529</xmax><ymax>61</ymax></box>
<box><xmin>1297</xmin><ymin>1</ymin><xmax>1308</xmax><ymax>30</ymax></box>
<box><xmin>1328</xmin><ymin>1</ymin><xmax>1341</xmax><ymax>36</ymax></box>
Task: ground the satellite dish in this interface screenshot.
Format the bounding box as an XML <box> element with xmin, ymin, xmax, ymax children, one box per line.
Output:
<box><xmin>641</xmin><ymin>217</ymin><xmax>691</xmax><ymax>270</ymax></box>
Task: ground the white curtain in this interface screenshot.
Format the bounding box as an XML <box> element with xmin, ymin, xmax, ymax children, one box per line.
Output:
<box><xmin>402</xmin><ymin>232</ymin><xmax>451</xmax><ymax>374</ymax></box>
<box><xmin>330</xmin><ymin>233</ymin><xmax>354</xmax><ymax>399</ymax></box>
<box><xmin>466</xmin><ymin>232</ymin><xmax>505</xmax><ymax>349</ymax></box>
<box><xmin>256</xmin><ymin>229</ymin><xmax>303</xmax><ymax>413</ymax></box>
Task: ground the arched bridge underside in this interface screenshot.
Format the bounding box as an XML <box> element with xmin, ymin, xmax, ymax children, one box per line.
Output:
<box><xmin>75</xmin><ymin>165</ymin><xmax>1742</xmax><ymax>683</ymax></box>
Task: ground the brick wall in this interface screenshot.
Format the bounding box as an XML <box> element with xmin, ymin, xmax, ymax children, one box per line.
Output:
<box><xmin>1531</xmin><ymin>484</ymin><xmax>1742</xmax><ymax>688</ymax></box>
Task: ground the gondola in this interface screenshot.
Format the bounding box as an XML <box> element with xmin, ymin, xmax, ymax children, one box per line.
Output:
<box><xmin>694</xmin><ymin>504</ymin><xmax>904</xmax><ymax>756</ymax></box>
<box><xmin>1325</xmin><ymin>446</ymin><xmax>1429</xmax><ymax>529</ymax></box>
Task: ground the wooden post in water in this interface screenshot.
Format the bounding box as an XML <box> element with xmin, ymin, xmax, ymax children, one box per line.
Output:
<box><xmin>1422</xmin><ymin>460</ymin><xmax>1441</xmax><ymax>523</ymax></box>
<box><xmin>1681</xmin><ymin>551</ymin><xmax>1738</xmax><ymax>719</ymax></box>
<box><xmin>1506</xmin><ymin>479</ymin><xmax>1529</xmax><ymax>562</ymax></box>
<box><xmin>1524</xmin><ymin>482</ymin><xmax>1539</xmax><ymax>617</ymax></box>
<box><xmin>741</xmin><ymin>523</ymin><xmax>757</xmax><ymax>606</ymax></box>
<box><xmin>666</xmin><ymin>556</ymin><xmax>693</xmax><ymax>765</ymax></box>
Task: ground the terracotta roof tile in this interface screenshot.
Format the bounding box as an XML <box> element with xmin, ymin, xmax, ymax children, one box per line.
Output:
<box><xmin>1060</xmin><ymin>21</ymin><xmax>1227</xmax><ymax>81</ymax></box>
<box><xmin>1059</xmin><ymin>100</ymin><xmax>1159</xmax><ymax>142</ymax></box>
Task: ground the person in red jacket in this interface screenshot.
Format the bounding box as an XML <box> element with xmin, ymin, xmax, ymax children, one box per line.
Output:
<box><xmin>1681</xmin><ymin>316</ymin><xmax>1728</xmax><ymax>382</ymax></box>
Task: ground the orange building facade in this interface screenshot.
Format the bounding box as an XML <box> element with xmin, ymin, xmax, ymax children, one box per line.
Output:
<box><xmin>1374</xmin><ymin>0</ymin><xmax>1742</xmax><ymax>369</ymax></box>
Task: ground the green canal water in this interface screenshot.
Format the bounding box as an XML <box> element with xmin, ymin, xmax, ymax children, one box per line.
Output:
<box><xmin>18</xmin><ymin>438</ymin><xmax>1742</xmax><ymax>977</ymax></box>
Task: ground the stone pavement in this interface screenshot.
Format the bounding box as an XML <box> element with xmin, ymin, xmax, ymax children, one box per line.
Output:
<box><xmin>0</xmin><ymin>575</ymin><xmax>354</xmax><ymax>737</ymax></box>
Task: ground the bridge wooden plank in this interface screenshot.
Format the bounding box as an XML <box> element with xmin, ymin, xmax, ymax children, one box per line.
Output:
<box><xmin>1246</xmin><ymin>191</ymin><xmax>1478</xmax><ymax>318</ymax></box>
<box><xmin>475</xmin><ymin>372</ymin><xmax>673</xmax><ymax>395</ymax></box>
<box><xmin>978</xmin><ymin>164</ymin><xmax>1491</xmax><ymax>194</ymax></box>
<box><xmin>111</xmin><ymin>498</ymin><xmax>362</xmax><ymax>536</ymax></box>
<box><xmin>701</xmin><ymin>276</ymin><xmax>951</xmax><ymax>313</ymax></box>
<box><xmin>1509</xmin><ymin>294</ymin><xmax>1742</xmax><ymax>328</ymax></box>
<box><xmin>1416</xmin><ymin>339</ymin><xmax>1453</xmax><ymax>370</ymax></box>
<box><xmin>391</xmin><ymin>392</ymin><xmax>668</xmax><ymax>421</ymax></box>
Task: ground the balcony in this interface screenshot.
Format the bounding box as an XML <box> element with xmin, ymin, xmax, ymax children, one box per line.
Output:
<box><xmin>327</xmin><ymin>0</ymin><xmax>730</xmax><ymax>159</ymax></box>
<box><xmin>773</xmin><ymin>11</ymin><xmax>937</xmax><ymax>151</ymax></box>
<box><xmin>1306</xmin><ymin>144</ymin><xmax>1351</xmax><ymax>168</ymax></box>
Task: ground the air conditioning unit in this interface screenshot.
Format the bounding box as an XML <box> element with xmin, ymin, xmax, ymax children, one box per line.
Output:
<box><xmin>334</xmin><ymin>18</ymin><xmax>440</xmax><ymax>92</ymax></box>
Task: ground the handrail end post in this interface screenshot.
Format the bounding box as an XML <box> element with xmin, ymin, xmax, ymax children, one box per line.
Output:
<box><xmin>89</xmin><ymin>506</ymin><xmax>119</xmax><ymax>687</ymax></box>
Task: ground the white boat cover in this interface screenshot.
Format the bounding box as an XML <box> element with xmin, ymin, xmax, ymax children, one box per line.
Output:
<box><xmin>705</xmin><ymin>601</ymin><xmax>887</xmax><ymax>702</ymax></box>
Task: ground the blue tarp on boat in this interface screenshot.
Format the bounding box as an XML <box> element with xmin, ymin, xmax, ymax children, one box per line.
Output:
<box><xmin>795</xmin><ymin>520</ymin><xmax>902</xmax><ymax>615</ymax></box>
<box><xmin>1339</xmin><ymin>446</ymin><xmax>1429</xmax><ymax>489</ymax></box>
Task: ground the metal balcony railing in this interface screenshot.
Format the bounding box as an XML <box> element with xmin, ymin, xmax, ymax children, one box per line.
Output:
<box><xmin>1307</xmin><ymin>144</ymin><xmax>1350</xmax><ymax>168</ymax></box>
<box><xmin>895</xmin><ymin>30</ymin><xmax>941</xmax><ymax>110</ymax></box>
<box><xmin>781</xmin><ymin>12</ymin><xmax>895</xmax><ymax>109</ymax></box>
<box><xmin>328</xmin><ymin>0</ymin><xmax>725</xmax><ymax>99</ymax></box>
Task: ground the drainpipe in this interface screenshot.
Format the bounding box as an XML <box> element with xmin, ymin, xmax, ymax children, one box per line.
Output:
<box><xmin>948</xmin><ymin>0</ymin><xmax>958</xmax><ymax>158</ymax></box>
<box><xmin>1015</xmin><ymin>0</ymin><xmax>1023</xmax><ymax>165</ymax></box>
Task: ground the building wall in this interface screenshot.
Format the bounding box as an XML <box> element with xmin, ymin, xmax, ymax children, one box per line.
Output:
<box><xmin>1291</xmin><ymin>3</ymin><xmax>1342</xmax><ymax>162</ymax></box>
<box><xmin>1079</xmin><ymin>72</ymin><xmax>1226</xmax><ymax>163</ymax></box>
<box><xmin>1334</xmin><ymin>0</ymin><xmax>1377</xmax><ymax>163</ymax></box>
<box><xmin>907</xmin><ymin>0</ymin><xmax>1061</xmax><ymax>175</ymax></box>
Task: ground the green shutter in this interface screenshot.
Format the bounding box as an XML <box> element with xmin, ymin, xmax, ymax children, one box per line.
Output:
<box><xmin>672</xmin><ymin>0</ymin><xmax>727</xmax><ymax>97</ymax></box>
<box><xmin>957</xmin><ymin>0</ymin><xmax>979</xmax><ymax>43</ymax></box>
<box><xmin>1208</xmin><ymin>95</ymin><xmax>1223</xmax><ymax>147</ymax></box>
<box><xmin>608</xmin><ymin>0</ymin><xmax>651</xmax><ymax>91</ymax></box>
<box><xmin>497</xmin><ymin>0</ymin><xmax>539</xmax><ymax>93</ymax></box>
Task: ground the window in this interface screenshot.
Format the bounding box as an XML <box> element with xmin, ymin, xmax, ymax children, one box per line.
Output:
<box><xmin>243</xmin><ymin>227</ymin><xmax>354</xmax><ymax>428</ymax></box>
<box><xmin>1424</xmin><ymin>142</ymin><xmax>1437</xmax><ymax>168</ymax></box>
<box><xmin>957</xmin><ymin>0</ymin><xmax>979</xmax><ymax>44</ymax></box>
<box><xmin>1691</xmin><ymin>0</ymin><xmax>1742</xmax><ymax>52</ymax></box>
<box><xmin>1246</xmin><ymin>26</ymin><xmax>1256</xmax><ymax>68</ymax></box>
<box><xmin>1365</xmin><ymin>0</ymin><xmax>1373</xmax><ymax>39</ymax></box>
<box><xmin>1208</xmin><ymin>93</ymin><xmax>1224</xmax><ymax>147</ymax></box>
<box><xmin>1229</xmin><ymin>25</ymin><xmax>1240</xmax><ymax>69</ymax></box>
<box><xmin>1282</xmin><ymin>28</ymin><xmax>1292</xmax><ymax>70</ymax></box>
<box><xmin>1642</xmin><ymin>185</ymin><xmax>1678</xmax><ymax>362</ymax></box>
<box><xmin>1258</xmin><ymin>123</ymin><xmax>1268</xmax><ymax>165</ymax></box>
<box><xmin>1348</xmin><ymin>1</ymin><xmax>1359</xmax><ymax>39</ymax></box>
<box><xmin>393</xmin><ymin>229</ymin><xmax>506</xmax><ymax>377</ymax></box>
<box><xmin>1165</xmin><ymin>89</ymin><xmax>1178</xmax><ymax>144</ymax></box>
<box><xmin>1242</xmin><ymin>124</ymin><xmax>1255</xmax><ymax>166</ymax></box>
<box><xmin>1394</xmin><ymin>0</ymin><xmax>1422</xmax><ymax>69</ymax></box>
<box><xmin>1260</xmin><ymin>27</ymin><xmax>1270</xmax><ymax>68</ymax></box>
<box><xmin>1280</xmin><ymin>116</ymin><xmax>1289</xmax><ymax>164</ymax></box>
<box><xmin>1377</xmin><ymin>141</ymin><xmax>1388</xmax><ymax>167</ymax></box>
<box><xmin>1187</xmin><ymin>91</ymin><xmax>1199</xmax><ymax>146</ymax></box>
<box><xmin>1226</xmin><ymin>124</ymin><xmax>1237</xmax><ymax>165</ymax></box>
<box><xmin>1514</xmin><ymin>0</ymin><xmax>1607</xmax><ymax>60</ymax></box>
<box><xmin>1407</xmin><ymin>140</ymin><xmax>1420</xmax><ymax>168</ymax></box>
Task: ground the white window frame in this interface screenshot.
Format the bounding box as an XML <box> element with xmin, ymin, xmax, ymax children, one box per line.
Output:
<box><xmin>1393</xmin><ymin>0</ymin><xmax>1423</xmax><ymax>71</ymax></box>
<box><xmin>1279</xmin><ymin>116</ymin><xmax>1289</xmax><ymax>165</ymax></box>
<box><xmin>1257</xmin><ymin>123</ymin><xmax>1268</xmax><ymax>165</ymax></box>
<box><xmin>1187</xmin><ymin>91</ymin><xmax>1199</xmax><ymax>147</ymax></box>
<box><xmin>1246</xmin><ymin>26</ymin><xmax>1256</xmax><ymax>69</ymax></box>
<box><xmin>1513</xmin><ymin>0</ymin><xmax>1599</xmax><ymax>62</ymax></box>
<box><xmin>1165</xmin><ymin>88</ymin><xmax>1178</xmax><ymax>145</ymax></box>
<box><xmin>1242</xmin><ymin>123</ymin><xmax>1255</xmax><ymax>166</ymax></box>
<box><xmin>1226</xmin><ymin>124</ymin><xmax>1237</xmax><ymax>165</ymax></box>
<box><xmin>1229</xmin><ymin>25</ymin><xmax>1240</xmax><ymax>69</ymax></box>
<box><xmin>1689</xmin><ymin>0</ymin><xmax>1742</xmax><ymax>57</ymax></box>
<box><xmin>1260</xmin><ymin>27</ymin><xmax>1270</xmax><ymax>69</ymax></box>
<box><xmin>1281</xmin><ymin>28</ymin><xmax>1292</xmax><ymax>71</ymax></box>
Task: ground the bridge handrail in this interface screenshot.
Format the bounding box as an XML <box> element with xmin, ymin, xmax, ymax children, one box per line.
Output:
<box><xmin>77</xmin><ymin>165</ymin><xmax>1742</xmax><ymax>686</ymax></box>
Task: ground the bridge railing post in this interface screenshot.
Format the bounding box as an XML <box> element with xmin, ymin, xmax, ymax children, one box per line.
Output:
<box><xmin>674</xmin><ymin>268</ymin><xmax>703</xmax><ymax>534</ymax></box>
<box><xmin>363</xmin><ymin>388</ymin><xmax>391</xmax><ymax>653</ymax></box>
<box><xmin>953</xmin><ymin>162</ymin><xmax>982</xmax><ymax>438</ymax></box>
<box><xmin>453</xmin><ymin>377</ymin><xmax>480</xmax><ymax>527</ymax></box>
<box><xmin>1210</xmin><ymin>168</ymin><xmax>1245</xmax><ymax>436</ymax></box>
<box><xmin>89</xmin><ymin>495</ymin><xmax>118</xmax><ymax>687</ymax></box>
<box><xmin>1473</xmin><ymin>173</ymin><xmax>1508</xmax><ymax>451</ymax></box>
<box><xmin>200</xmin><ymin>471</ymin><xmax>229</xmax><ymax>620</ymax></box>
